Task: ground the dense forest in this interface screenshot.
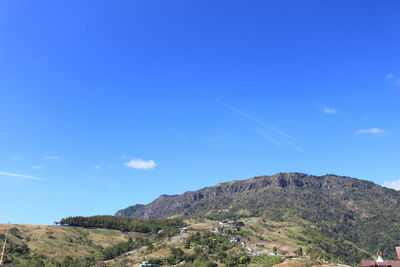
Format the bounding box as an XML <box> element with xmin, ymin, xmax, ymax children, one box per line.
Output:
<box><xmin>59</xmin><ymin>215</ymin><xmax>185</xmax><ymax>235</ymax></box>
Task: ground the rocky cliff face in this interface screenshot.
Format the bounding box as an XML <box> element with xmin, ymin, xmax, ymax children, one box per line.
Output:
<box><xmin>115</xmin><ymin>172</ymin><xmax>399</xmax><ymax>221</ymax></box>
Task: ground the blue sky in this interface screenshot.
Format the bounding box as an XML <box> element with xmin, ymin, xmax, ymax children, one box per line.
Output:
<box><xmin>1</xmin><ymin>1</ymin><xmax>399</xmax><ymax>225</ymax></box>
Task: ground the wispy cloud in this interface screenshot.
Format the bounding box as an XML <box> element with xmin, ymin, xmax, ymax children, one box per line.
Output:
<box><xmin>44</xmin><ymin>155</ymin><xmax>61</xmax><ymax>160</ymax></box>
<box><xmin>323</xmin><ymin>107</ymin><xmax>337</xmax><ymax>114</ymax></box>
<box><xmin>219</xmin><ymin>101</ymin><xmax>302</xmax><ymax>151</ymax></box>
<box><xmin>11</xmin><ymin>156</ymin><xmax>23</xmax><ymax>160</ymax></box>
<box><xmin>94</xmin><ymin>165</ymin><xmax>101</xmax><ymax>169</ymax></box>
<box><xmin>0</xmin><ymin>171</ymin><xmax>44</xmax><ymax>181</ymax></box>
<box><xmin>383</xmin><ymin>180</ymin><xmax>400</xmax><ymax>190</ymax></box>
<box><xmin>385</xmin><ymin>72</ymin><xmax>400</xmax><ymax>87</ymax></box>
<box><xmin>31</xmin><ymin>165</ymin><xmax>43</xmax><ymax>170</ymax></box>
<box><xmin>125</xmin><ymin>159</ymin><xmax>157</xmax><ymax>170</ymax></box>
<box><xmin>356</xmin><ymin>128</ymin><xmax>387</xmax><ymax>135</ymax></box>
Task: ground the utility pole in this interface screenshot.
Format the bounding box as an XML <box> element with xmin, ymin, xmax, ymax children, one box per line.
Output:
<box><xmin>0</xmin><ymin>231</ymin><xmax>8</xmax><ymax>266</ymax></box>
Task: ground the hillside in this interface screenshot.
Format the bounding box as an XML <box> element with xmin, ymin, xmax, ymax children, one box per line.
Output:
<box><xmin>0</xmin><ymin>223</ymin><xmax>133</xmax><ymax>266</ymax></box>
<box><xmin>0</xmin><ymin>217</ymin><xmax>189</xmax><ymax>266</ymax></box>
<box><xmin>1</xmin><ymin>172</ymin><xmax>399</xmax><ymax>266</ymax></box>
<box><xmin>0</xmin><ymin>218</ymin><xmax>353</xmax><ymax>267</ymax></box>
<box><xmin>116</xmin><ymin>173</ymin><xmax>400</xmax><ymax>260</ymax></box>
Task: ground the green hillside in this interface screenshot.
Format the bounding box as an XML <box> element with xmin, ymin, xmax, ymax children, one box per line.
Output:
<box><xmin>0</xmin><ymin>215</ymin><xmax>368</xmax><ymax>267</ymax></box>
<box><xmin>1</xmin><ymin>173</ymin><xmax>399</xmax><ymax>266</ymax></box>
<box><xmin>116</xmin><ymin>173</ymin><xmax>400</xmax><ymax>261</ymax></box>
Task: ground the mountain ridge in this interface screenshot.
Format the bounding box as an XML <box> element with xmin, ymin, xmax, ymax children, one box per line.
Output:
<box><xmin>115</xmin><ymin>172</ymin><xmax>400</xmax><ymax>259</ymax></box>
<box><xmin>115</xmin><ymin>172</ymin><xmax>392</xmax><ymax>220</ymax></box>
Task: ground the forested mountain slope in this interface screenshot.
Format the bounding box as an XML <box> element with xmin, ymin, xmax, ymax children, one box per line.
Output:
<box><xmin>116</xmin><ymin>173</ymin><xmax>400</xmax><ymax>259</ymax></box>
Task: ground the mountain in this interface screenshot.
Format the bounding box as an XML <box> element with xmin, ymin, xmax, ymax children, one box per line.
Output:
<box><xmin>116</xmin><ymin>172</ymin><xmax>398</xmax><ymax>220</ymax></box>
<box><xmin>3</xmin><ymin>173</ymin><xmax>399</xmax><ymax>266</ymax></box>
<box><xmin>116</xmin><ymin>172</ymin><xmax>400</xmax><ymax>259</ymax></box>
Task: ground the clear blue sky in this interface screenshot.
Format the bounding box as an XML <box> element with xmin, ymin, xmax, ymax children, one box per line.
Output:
<box><xmin>1</xmin><ymin>1</ymin><xmax>399</xmax><ymax>225</ymax></box>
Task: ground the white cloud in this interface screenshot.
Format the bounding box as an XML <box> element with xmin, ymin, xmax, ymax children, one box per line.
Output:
<box><xmin>31</xmin><ymin>165</ymin><xmax>43</xmax><ymax>170</ymax></box>
<box><xmin>324</xmin><ymin>107</ymin><xmax>337</xmax><ymax>114</ymax></box>
<box><xmin>323</xmin><ymin>107</ymin><xmax>337</xmax><ymax>114</ymax></box>
<box><xmin>44</xmin><ymin>155</ymin><xmax>61</xmax><ymax>160</ymax></box>
<box><xmin>356</xmin><ymin>128</ymin><xmax>387</xmax><ymax>135</ymax></box>
<box><xmin>383</xmin><ymin>180</ymin><xmax>400</xmax><ymax>190</ymax></box>
<box><xmin>0</xmin><ymin>171</ymin><xmax>44</xmax><ymax>181</ymax></box>
<box><xmin>385</xmin><ymin>72</ymin><xmax>400</xmax><ymax>87</ymax></box>
<box><xmin>125</xmin><ymin>159</ymin><xmax>156</xmax><ymax>170</ymax></box>
<box><xmin>94</xmin><ymin>165</ymin><xmax>101</xmax><ymax>169</ymax></box>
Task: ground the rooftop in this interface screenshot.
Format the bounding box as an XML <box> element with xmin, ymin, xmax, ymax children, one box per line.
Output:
<box><xmin>361</xmin><ymin>248</ymin><xmax>400</xmax><ymax>267</ymax></box>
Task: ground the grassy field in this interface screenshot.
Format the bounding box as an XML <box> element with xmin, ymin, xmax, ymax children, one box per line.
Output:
<box><xmin>0</xmin><ymin>223</ymin><xmax>130</xmax><ymax>266</ymax></box>
<box><xmin>91</xmin><ymin>229</ymin><xmax>121</xmax><ymax>237</ymax></box>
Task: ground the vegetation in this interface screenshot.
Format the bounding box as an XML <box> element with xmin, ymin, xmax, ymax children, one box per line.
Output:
<box><xmin>0</xmin><ymin>224</ymin><xmax>129</xmax><ymax>266</ymax></box>
<box><xmin>250</xmin><ymin>255</ymin><xmax>284</xmax><ymax>266</ymax></box>
<box><xmin>3</xmin><ymin>173</ymin><xmax>400</xmax><ymax>266</ymax></box>
<box><xmin>103</xmin><ymin>237</ymin><xmax>148</xmax><ymax>260</ymax></box>
<box><xmin>59</xmin><ymin>215</ymin><xmax>185</xmax><ymax>235</ymax></box>
<box><xmin>185</xmin><ymin>231</ymin><xmax>247</xmax><ymax>265</ymax></box>
<box><xmin>138</xmin><ymin>231</ymin><xmax>250</xmax><ymax>266</ymax></box>
<box><xmin>118</xmin><ymin>173</ymin><xmax>400</xmax><ymax>262</ymax></box>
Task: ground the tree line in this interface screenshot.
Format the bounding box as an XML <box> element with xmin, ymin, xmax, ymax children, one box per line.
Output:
<box><xmin>58</xmin><ymin>215</ymin><xmax>185</xmax><ymax>234</ymax></box>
